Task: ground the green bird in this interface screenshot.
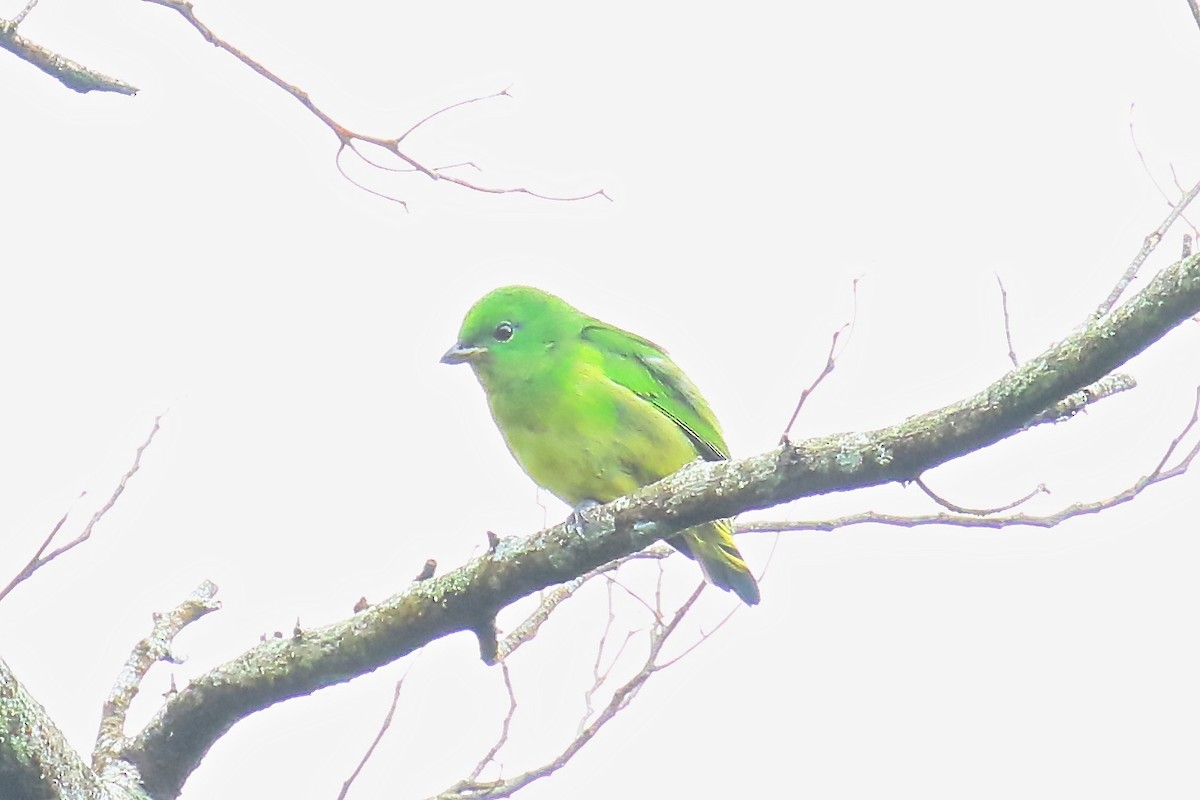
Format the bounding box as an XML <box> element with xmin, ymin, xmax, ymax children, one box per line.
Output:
<box><xmin>441</xmin><ymin>285</ymin><xmax>759</xmax><ymax>605</ymax></box>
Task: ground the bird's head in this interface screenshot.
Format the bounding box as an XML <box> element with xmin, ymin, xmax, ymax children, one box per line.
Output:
<box><xmin>441</xmin><ymin>285</ymin><xmax>581</xmax><ymax>388</ymax></box>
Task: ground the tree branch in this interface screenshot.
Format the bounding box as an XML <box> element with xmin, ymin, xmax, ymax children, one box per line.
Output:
<box><xmin>0</xmin><ymin>660</ymin><xmax>117</xmax><ymax>800</ymax></box>
<box><xmin>0</xmin><ymin>17</ymin><xmax>138</xmax><ymax>94</ymax></box>
<box><xmin>94</xmin><ymin>581</ymin><xmax>221</xmax><ymax>779</ymax></box>
<box><xmin>741</xmin><ymin>384</ymin><xmax>1199</xmax><ymax>534</ymax></box>
<box><xmin>0</xmin><ymin>417</ymin><xmax>163</xmax><ymax>606</ymax></box>
<box><xmin>114</xmin><ymin>251</ymin><xmax>1200</xmax><ymax>798</ymax></box>
<box><xmin>1086</xmin><ymin>178</ymin><xmax>1200</xmax><ymax>322</ymax></box>
<box><xmin>141</xmin><ymin>0</ymin><xmax>607</xmax><ymax>205</ymax></box>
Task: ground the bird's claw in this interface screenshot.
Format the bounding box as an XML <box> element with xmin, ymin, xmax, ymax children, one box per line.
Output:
<box><xmin>566</xmin><ymin>499</ymin><xmax>602</xmax><ymax>537</ymax></box>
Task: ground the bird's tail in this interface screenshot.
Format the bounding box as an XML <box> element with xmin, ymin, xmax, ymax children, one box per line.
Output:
<box><xmin>672</xmin><ymin>519</ymin><xmax>760</xmax><ymax>605</ymax></box>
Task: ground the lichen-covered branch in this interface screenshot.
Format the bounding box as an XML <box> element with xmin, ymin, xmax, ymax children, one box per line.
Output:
<box><xmin>94</xmin><ymin>582</ymin><xmax>221</xmax><ymax>777</ymax></box>
<box><xmin>743</xmin><ymin>384</ymin><xmax>1200</xmax><ymax>533</ymax></box>
<box><xmin>0</xmin><ymin>20</ymin><xmax>137</xmax><ymax>94</ymax></box>
<box><xmin>0</xmin><ymin>19</ymin><xmax>137</xmax><ymax>94</ymax></box>
<box><xmin>116</xmin><ymin>252</ymin><xmax>1200</xmax><ymax>798</ymax></box>
<box><xmin>0</xmin><ymin>580</ymin><xmax>224</xmax><ymax>800</ymax></box>
<box><xmin>0</xmin><ymin>659</ymin><xmax>122</xmax><ymax>800</ymax></box>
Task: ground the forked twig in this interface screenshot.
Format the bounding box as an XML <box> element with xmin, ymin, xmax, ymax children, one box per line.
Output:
<box><xmin>780</xmin><ymin>278</ymin><xmax>860</xmax><ymax>443</ymax></box>
<box><xmin>93</xmin><ymin>581</ymin><xmax>221</xmax><ymax>775</ymax></box>
<box><xmin>579</xmin><ymin>582</ymin><xmax>638</xmax><ymax>735</ymax></box>
<box><xmin>142</xmin><ymin>1</ymin><xmax>608</xmax><ymax>208</ymax></box>
<box><xmin>434</xmin><ymin>584</ymin><xmax>707</xmax><ymax>800</ymax></box>
<box><xmin>1087</xmin><ymin>177</ymin><xmax>1200</xmax><ymax>322</ymax></box>
<box><xmin>496</xmin><ymin>547</ymin><xmax>671</xmax><ymax>660</ymax></box>
<box><xmin>0</xmin><ymin>416</ymin><xmax>163</xmax><ymax>605</ymax></box>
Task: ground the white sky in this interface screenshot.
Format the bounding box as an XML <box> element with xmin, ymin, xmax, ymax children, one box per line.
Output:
<box><xmin>2</xmin><ymin>1</ymin><xmax>1199</xmax><ymax>798</ymax></box>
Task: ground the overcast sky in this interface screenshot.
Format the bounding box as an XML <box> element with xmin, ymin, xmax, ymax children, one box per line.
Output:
<box><xmin>2</xmin><ymin>1</ymin><xmax>1199</xmax><ymax>798</ymax></box>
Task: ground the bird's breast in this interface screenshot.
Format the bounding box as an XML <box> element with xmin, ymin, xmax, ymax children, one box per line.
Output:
<box><xmin>485</xmin><ymin>364</ymin><xmax>700</xmax><ymax>506</ymax></box>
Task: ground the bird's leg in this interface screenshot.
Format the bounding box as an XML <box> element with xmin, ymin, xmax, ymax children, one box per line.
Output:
<box><xmin>566</xmin><ymin>498</ymin><xmax>602</xmax><ymax>537</ymax></box>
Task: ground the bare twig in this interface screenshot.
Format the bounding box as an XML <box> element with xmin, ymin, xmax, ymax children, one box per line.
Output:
<box><xmin>579</xmin><ymin>582</ymin><xmax>637</xmax><ymax>736</ymax></box>
<box><xmin>0</xmin><ymin>416</ymin><xmax>163</xmax><ymax>605</ymax></box>
<box><xmin>399</xmin><ymin>88</ymin><xmax>512</xmax><ymax>143</ymax></box>
<box><xmin>1130</xmin><ymin>109</ymin><xmax>1178</xmax><ymax>210</ymax></box>
<box><xmin>995</xmin><ymin>274</ymin><xmax>1021</xmax><ymax>368</ymax></box>
<box><xmin>466</xmin><ymin>662</ymin><xmax>519</xmax><ymax>784</ymax></box>
<box><xmin>914</xmin><ymin>475</ymin><xmax>1048</xmax><ymax>516</ymax></box>
<box><xmin>657</xmin><ymin>529</ymin><xmax>783</xmax><ymax>670</ymax></box>
<box><xmin>1087</xmin><ymin>177</ymin><xmax>1200</xmax><ymax>322</ymax></box>
<box><xmin>655</xmin><ymin>581</ymin><xmax>734</xmax><ymax>670</ymax></box>
<box><xmin>93</xmin><ymin>581</ymin><xmax>221</xmax><ymax>778</ymax></box>
<box><xmin>1148</xmin><ymin>385</ymin><xmax>1200</xmax><ymax>475</ymax></box>
<box><xmin>603</xmin><ymin>571</ymin><xmax>663</xmax><ymax>619</ymax></box>
<box><xmin>11</xmin><ymin>0</ymin><xmax>39</xmax><ymax>26</ymax></box>
<box><xmin>780</xmin><ymin>278</ymin><xmax>859</xmax><ymax>443</ymax></box>
<box><xmin>338</xmin><ymin>654</ymin><xmax>423</xmax><ymax>800</ymax></box>
<box><xmin>434</xmin><ymin>585</ymin><xmax>707</xmax><ymax>800</ymax></box>
<box><xmin>141</xmin><ymin>1</ymin><xmax>608</xmax><ymax>206</ymax></box>
<box><xmin>1129</xmin><ymin>112</ymin><xmax>1199</xmax><ymax>239</ymax></box>
<box><xmin>437</xmin><ymin>560</ymin><xmax>756</xmax><ymax>800</ymax></box>
<box><xmin>495</xmin><ymin>547</ymin><xmax>672</xmax><ymax>660</ymax></box>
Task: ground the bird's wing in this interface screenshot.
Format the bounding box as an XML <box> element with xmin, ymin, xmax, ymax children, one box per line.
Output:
<box><xmin>581</xmin><ymin>322</ymin><xmax>729</xmax><ymax>461</ymax></box>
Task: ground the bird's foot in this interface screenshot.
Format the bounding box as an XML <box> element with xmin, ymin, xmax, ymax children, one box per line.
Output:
<box><xmin>566</xmin><ymin>499</ymin><xmax>602</xmax><ymax>537</ymax></box>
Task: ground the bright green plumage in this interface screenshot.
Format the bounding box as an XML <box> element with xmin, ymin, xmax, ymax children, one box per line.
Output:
<box><xmin>442</xmin><ymin>285</ymin><xmax>760</xmax><ymax>605</ymax></box>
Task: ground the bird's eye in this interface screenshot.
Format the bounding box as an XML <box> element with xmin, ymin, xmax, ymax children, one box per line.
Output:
<box><xmin>493</xmin><ymin>322</ymin><xmax>515</xmax><ymax>342</ymax></box>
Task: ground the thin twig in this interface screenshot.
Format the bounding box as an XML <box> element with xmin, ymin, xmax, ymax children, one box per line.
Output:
<box><xmin>995</xmin><ymin>273</ymin><xmax>1020</xmax><ymax>368</ymax></box>
<box><xmin>1129</xmin><ymin>111</ymin><xmax>1199</xmax><ymax>238</ymax></box>
<box><xmin>1148</xmin><ymin>385</ymin><xmax>1200</xmax><ymax>476</ymax></box>
<box><xmin>580</xmin><ymin>582</ymin><xmax>618</xmax><ymax>732</ymax></box>
<box><xmin>0</xmin><ymin>416</ymin><xmax>163</xmax><ymax>605</ymax></box>
<box><xmin>466</xmin><ymin>662</ymin><xmax>519</xmax><ymax>783</ymax></box>
<box><xmin>141</xmin><ymin>1</ymin><xmax>607</xmax><ymax>206</ymax></box>
<box><xmin>1087</xmin><ymin>177</ymin><xmax>1200</xmax><ymax>322</ymax></box>
<box><xmin>338</xmin><ymin>654</ymin><xmax>423</xmax><ymax>800</ymax></box>
<box><xmin>398</xmin><ymin>88</ymin><xmax>512</xmax><ymax>143</ymax></box>
<box><xmin>11</xmin><ymin>0</ymin><xmax>39</xmax><ymax>26</ymax></box>
<box><xmin>659</xmin><ymin>530</ymin><xmax>785</xmax><ymax>669</ymax></box>
<box><xmin>780</xmin><ymin>278</ymin><xmax>859</xmax><ymax>443</ymax></box>
<box><xmin>1130</xmin><ymin>108</ymin><xmax>1177</xmax><ymax>209</ymax></box>
<box><xmin>914</xmin><ymin>476</ymin><xmax>1048</xmax><ymax>516</ymax></box>
<box><xmin>579</xmin><ymin>582</ymin><xmax>639</xmax><ymax>737</ymax></box>
<box><xmin>434</xmin><ymin>583</ymin><xmax>710</xmax><ymax>800</ymax></box>
<box><xmin>495</xmin><ymin>547</ymin><xmax>671</xmax><ymax>660</ymax></box>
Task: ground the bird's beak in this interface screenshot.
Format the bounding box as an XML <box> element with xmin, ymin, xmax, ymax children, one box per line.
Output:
<box><xmin>440</xmin><ymin>343</ymin><xmax>486</xmax><ymax>365</ymax></box>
